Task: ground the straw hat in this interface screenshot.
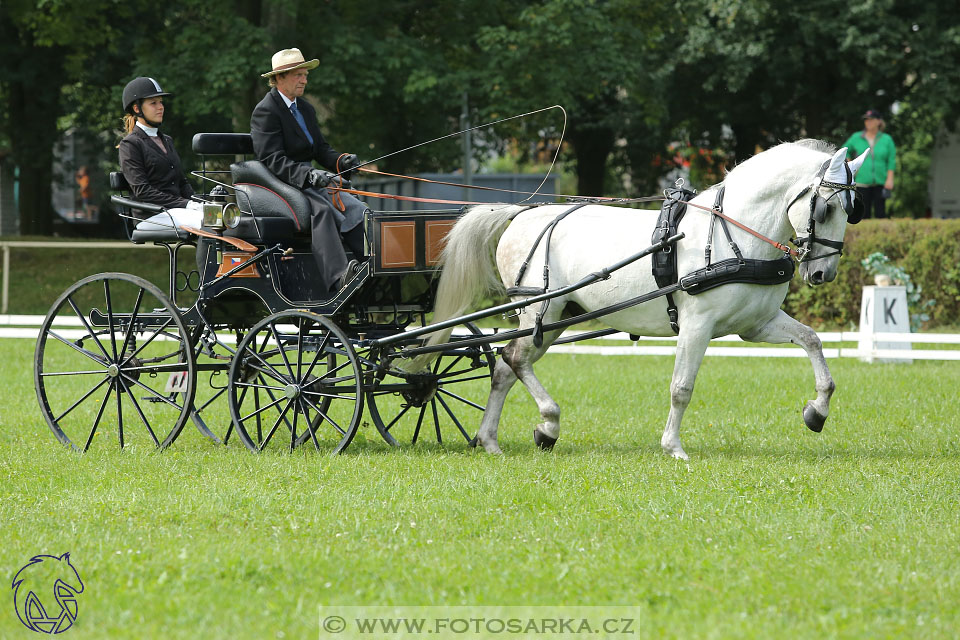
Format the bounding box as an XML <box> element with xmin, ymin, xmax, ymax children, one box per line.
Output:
<box><xmin>261</xmin><ymin>48</ymin><xmax>319</xmax><ymax>78</ymax></box>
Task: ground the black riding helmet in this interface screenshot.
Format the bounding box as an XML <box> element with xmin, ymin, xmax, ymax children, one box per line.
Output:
<box><xmin>122</xmin><ymin>77</ymin><xmax>172</xmax><ymax>122</ymax></box>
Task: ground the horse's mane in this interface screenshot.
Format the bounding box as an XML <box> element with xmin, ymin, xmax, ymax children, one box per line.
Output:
<box><xmin>706</xmin><ymin>139</ymin><xmax>835</xmax><ymax>193</ymax></box>
<box><xmin>790</xmin><ymin>138</ymin><xmax>837</xmax><ymax>154</ymax></box>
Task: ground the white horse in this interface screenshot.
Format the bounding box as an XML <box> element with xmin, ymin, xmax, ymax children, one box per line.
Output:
<box><xmin>417</xmin><ymin>140</ymin><xmax>868</xmax><ymax>458</ymax></box>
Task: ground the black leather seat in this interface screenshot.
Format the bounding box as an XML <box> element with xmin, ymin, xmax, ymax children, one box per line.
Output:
<box><xmin>231</xmin><ymin>160</ymin><xmax>312</xmax><ymax>234</ymax></box>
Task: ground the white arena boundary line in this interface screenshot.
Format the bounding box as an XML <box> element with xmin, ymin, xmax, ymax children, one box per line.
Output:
<box><xmin>2</xmin><ymin>317</ymin><xmax>958</xmax><ymax>360</ymax></box>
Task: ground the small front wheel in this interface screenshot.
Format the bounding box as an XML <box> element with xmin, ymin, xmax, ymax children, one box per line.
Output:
<box><xmin>366</xmin><ymin>323</ymin><xmax>495</xmax><ymax>446</ymax></box>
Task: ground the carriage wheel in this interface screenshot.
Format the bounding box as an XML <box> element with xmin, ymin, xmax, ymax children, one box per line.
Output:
<box><xmin>227</xmin><ymin>311</ymin><xmax>363</xmax><ymax>454</ymax></box>
<box><xmin>34</xmin><ymin>273</ymin><xmax>196</xmax><ymax>451</ymax></box>
<box><xmin>366</xmin><ymin>323</ymin><xmax>495</xmax><ymax>447</ymax></box>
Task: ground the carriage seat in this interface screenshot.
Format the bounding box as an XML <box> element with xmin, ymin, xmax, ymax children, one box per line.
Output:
<box><xmin>230</xmin><ymin>160</ymin><xmax>312</xmax><ymax>235</ymax></box>
<box><xmin>109</xmin><ymin>172</ymin><xmax>190</xmax><ymax>244</ymax></box>
<box><xmin>190</xmin><ymin>133</ymin><xmax>300</xmax><ymax>243</ymax></box>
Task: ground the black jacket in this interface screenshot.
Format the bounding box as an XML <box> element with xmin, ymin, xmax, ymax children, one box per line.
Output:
<box><xmin>118</xmin><ymin>126</ymin><xmax>194</xmax><ymax>209</ymax></box>
<box><xmin>250</xmin><ymin>88</ymin><xmax>341</xmax><ymax>189</ymax></box>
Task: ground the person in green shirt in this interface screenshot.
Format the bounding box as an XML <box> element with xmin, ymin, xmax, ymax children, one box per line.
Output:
<box><xmin>842</xmin><ymin>109</ymin><xmax>896</xmax><ymax>219</ymax></box>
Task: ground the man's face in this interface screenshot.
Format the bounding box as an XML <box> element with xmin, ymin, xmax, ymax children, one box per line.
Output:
<box><xmin>276</xmin><ymin>69</ymin><xmax>308</xmax><ymax>99</ymax></box>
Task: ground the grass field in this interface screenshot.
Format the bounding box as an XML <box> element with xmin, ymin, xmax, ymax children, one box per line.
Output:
<box><xmin>2</xmin><ymin>336</ymin><xmax>959</xmax><ymax>639</ymax></box>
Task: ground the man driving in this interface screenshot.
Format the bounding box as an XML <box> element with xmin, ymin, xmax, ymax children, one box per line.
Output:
<box><xmin>250</xmin><ymin>48</ymin><xmax>367</xmax><ymax>291</ymax></box>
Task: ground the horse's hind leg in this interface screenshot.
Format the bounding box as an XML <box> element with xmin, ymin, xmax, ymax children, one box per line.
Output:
<box><xmin>474</xmin><ymin>358</ymin><xmax>518</xmax><ymax>454</ymax></box>
<box><xmin>475</xmin><ymin>332</ymin><xmax>559</xmax><ymax>453</ymax></box>
<box><xmin>662</xmin><ymin>329</ymin><xmax>712</xmax><ymax>460</ymax></box>
<box><xmin>741</xmin><ymin>310</ymin><xmax>834</xmax><ymax>432</ymax></box>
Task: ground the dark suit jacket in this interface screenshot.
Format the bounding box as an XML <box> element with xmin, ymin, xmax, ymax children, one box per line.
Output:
<box><xmin>118</xmin><ymin>126</ymin><xmax>195</xmax><ymax>210</ymax></box>
<box><xmin>250</xmin><ymin>88</ymin><xmax>341</xmax><ymax>189</ymax></box>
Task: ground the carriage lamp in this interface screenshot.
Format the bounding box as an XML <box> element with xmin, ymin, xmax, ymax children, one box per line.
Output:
<box><xmin>202</xmin><ymin>202</ymin><xmax>242</xmax><ymax>230</ymax></box>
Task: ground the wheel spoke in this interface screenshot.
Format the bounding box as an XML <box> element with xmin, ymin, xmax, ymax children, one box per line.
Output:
<box><xmin>302</xmin><ymin>395</ymin><xmax>346</xmax><ymax>436</ymax></box>
<box><xmin>256</xmin><ymin>399</ymin><xmax>293</xmax><ymax>451</ymax></box>
<box><xmin>118</xmin><ymin>377</ymin><xmax>161</xmax><ymax>447</ymax></box>
<box><xmin>268</xmin><ymin>322</ymin><xmax>295</xmax><ymax>379</ymax></box>
<box><xmin>436</xmin><ymin>392</ymin><xmax>472</xmax><ymax>441</ymax></box>
<box><xmin>104</xmin><ymin>280</ymin><xmax>120</xmax><ymax>363</ymax></box>
<box><xmin>301</xmin><ymin>332</ymin><xmax>331</xmax><ymax>382</ymax></box>
<box><xmin>115</xmin><ymin>378</ymin><xmax>125</xmax><ymax>448</ymax></box>
<box><xmin>120</xmin><ymin>373</ymin><xmax>186</xmax><ymax>411</ymax></box>
<box><xmin>53</xmin><ymin>376</ymin><xmax>111</xmax><ymax>423</ymax></box>
<box><xmin>234</xmin><ymin>380</ymin><xmax>287</xmax><ymax>393</ymax></box>
<box><xmin>195</xmin><ymin>384</ymin><xmax>228</xmax><ymax>413</ymax></box>
<box><xmin>384</xmin><ymin>402</ymin><xmax>413</xmax><ymax>433</ymax></box>
<box><xmin>437</xmin><ymin>354</ymin><xmax>465</xmax><ymax>377</ymax></box>
<box><xmin>300</xmin><ymin>399</ymin><xmax>321</xmax><ymax>451</ymax></box>
<box><xmin>120</xmin><ymin>317</ymin><xmax>174</xmax><ymax>367</ymax></box>
<box><xmin>45</xmin><ymin>329</ymin><xmax>109</xmax><ymax>367</ymax></box>
<box><xmin>118</xmin><ymin>287</ymin><xmax>145</xmax><ymax>358</ymax></box>
<box><xmin>238</xmin><ymin>393</ymin><xmax>288</xmax><ymax>422</ymax></box>
<box><xmin>83</xmin><ymin>383</ymin><xmax>113</xmax><ymax>453</ymax></box>
<box><xmin>431</xmin><ymin>400</ymin><xmax>442</xmax><ymax>444</ymax></box>
<box><xmin>436</xmin><ymin>387</ymin><xmax>486</xmax><ymax>412</ymax></box>
<box><xmin>435</xmin><ymin>372</ymin><xmax>492</xmax><ymax>384</ymax></box>
<box><xmin>411</xmin><ymin>405</ymin><xmax>427</xmax><ymax>444</ymax></box>
<box><xmin>290</xmin><ymin>397</ymin><xmax>300</xmax><ymax>450</ymax></box>
<box><xmin>66</xmin><ymin>296</ymin><xmax>110</xmax><ymax>361</ymax></box>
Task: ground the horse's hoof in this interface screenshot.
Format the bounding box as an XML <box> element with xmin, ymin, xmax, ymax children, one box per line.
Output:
<box><xmin>803</xmin><ymin>402</ymin><xmax>826</xmax><ymax>433</ymax></box>
<box><xmin>533</xmin><ymin>428</ymin><xmax>557</xmax><ymax>450</ymax></box>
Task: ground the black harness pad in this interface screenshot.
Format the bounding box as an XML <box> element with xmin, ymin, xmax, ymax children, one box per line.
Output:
<box><xmin>680</xmin><ymin>256</ymin><xmax>795</xmax><ymax>295</ymax></box>
<box><xmin>651</xmin><ymin>186</ymin><xmax>698</xmax><ymax>289</ymax></box>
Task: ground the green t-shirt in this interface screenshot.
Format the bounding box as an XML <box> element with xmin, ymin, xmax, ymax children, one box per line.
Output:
<box><xmin>841</xmin><ymin>131</ymin><xmax>896</xmax><ymax>185</ymax></box>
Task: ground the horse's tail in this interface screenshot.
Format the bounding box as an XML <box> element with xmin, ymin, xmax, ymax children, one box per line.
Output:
<box><xmin>402</xmin><ymin>204</ymin><xmax>523</xmax><ymax>371</ymax></box>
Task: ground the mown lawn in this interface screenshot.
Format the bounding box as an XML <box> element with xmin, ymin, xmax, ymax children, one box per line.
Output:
<box><xmin>2</xmin><ymin>336</ymin><xmax>958</xmax><ymax>639</ymax></box>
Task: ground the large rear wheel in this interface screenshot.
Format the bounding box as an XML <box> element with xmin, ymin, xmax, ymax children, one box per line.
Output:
<box><xmin>34</xmin><ymin>273</ymin><xmax>196</xmax><ymax>451</ymax></box>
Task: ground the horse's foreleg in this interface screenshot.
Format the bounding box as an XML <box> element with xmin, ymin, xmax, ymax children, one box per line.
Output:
<box><xmin>474</xmin><ymin>359</ymin><xmax>518</xmax><ymax>454</ymax></box>
<box><xmin>741</xmin><ymin>310</ymin><xmax>834</xmax><ymax>432</ymax></box>
<box><xmin>662</xmin><ymin>330</ymin><xmax>712</xmax><ymax>460</ymax></box>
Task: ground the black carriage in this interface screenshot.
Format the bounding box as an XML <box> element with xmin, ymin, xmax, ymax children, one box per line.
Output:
<box><xmin>33</xmin><ymin>133</ymin><xmax>495</xmax><ymax>454</ymax></box>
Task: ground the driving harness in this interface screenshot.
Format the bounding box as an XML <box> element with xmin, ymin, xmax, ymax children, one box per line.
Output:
<box><xmin>651</xmin><ymin>184</ymin><xmax>794</xmax><ymax>333</ymax></box>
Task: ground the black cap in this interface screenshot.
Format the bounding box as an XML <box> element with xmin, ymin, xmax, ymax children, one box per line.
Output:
<box><xmin>862</xmin><ymin>109</ymin><xmax>883</xmax><ymax>120</ymax></box>
<box><xmin>122</xmin><ymin>77</ymin><xmax>172</xmax><ymax>113</ymax></box>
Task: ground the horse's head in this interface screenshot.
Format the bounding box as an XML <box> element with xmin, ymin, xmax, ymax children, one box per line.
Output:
<box><xmin>788</xmin><ymin>146</ymin><xmax>870</xmax><ymax>285</ymax></box>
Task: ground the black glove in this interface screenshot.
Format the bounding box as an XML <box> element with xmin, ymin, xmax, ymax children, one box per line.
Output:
<box><xmin>339</xmin><ymin>153</ymin><xmax>359</xmax><ymax>171</ymax></box>
<box><xmin>307</xmin><ymin>169</ymin><xmax>335</xmax><ymax>189</ymax></box>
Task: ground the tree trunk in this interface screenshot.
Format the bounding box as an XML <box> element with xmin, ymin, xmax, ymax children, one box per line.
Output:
<box><xmin>568</xmin><ymin>124</ymin><xmax>614</xmax><ymax>196</ymax></box>
<box><xmin>7</xmin><ymin>43</ymin><xmax>65</xmax><ymax>236</ymax></box>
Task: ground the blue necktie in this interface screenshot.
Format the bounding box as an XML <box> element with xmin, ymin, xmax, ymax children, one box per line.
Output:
<box><xmin>289</xmin><ymin>101</ymin><xmax>314</xmax><ymax>145</ymax></box>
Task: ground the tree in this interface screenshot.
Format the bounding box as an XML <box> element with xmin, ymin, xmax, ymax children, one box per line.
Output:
<box><xmin>473</xmin><ymin>0</ymin><xmax>672</xmax><ymax>195</ymax></box>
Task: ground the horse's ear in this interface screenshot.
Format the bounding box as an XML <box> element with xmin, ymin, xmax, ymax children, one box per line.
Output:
<box><xmin>847</xmin><ymin>148</ymin><xmax>871</xmax><ymax>176</ymax></box>
<box><xmin>824</xmin><ymin>147</ymin><xmax>849</xmax><ymax>183</ymax></box>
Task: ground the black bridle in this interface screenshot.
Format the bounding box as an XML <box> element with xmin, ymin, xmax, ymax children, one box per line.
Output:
<box><xmin>787</xmin><ymin>160</ymin><xmax>862</xmax><ymax>263</ymax></box>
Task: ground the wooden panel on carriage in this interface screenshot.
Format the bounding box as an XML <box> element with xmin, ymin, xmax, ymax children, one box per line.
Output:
<box><xmin>368</xmin><ymin>210</ymin><xmax>461</xmax><ymax>275</ymax></box>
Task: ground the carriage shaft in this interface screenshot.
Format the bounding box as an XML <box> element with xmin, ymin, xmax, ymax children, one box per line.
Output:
<box><xmin>373</xmin><ymin>232</ymin><xmax>684</xmax><ymax>349</ymax></box>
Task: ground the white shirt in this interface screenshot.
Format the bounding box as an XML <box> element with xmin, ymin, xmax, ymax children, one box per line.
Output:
<box><xmin>135</xmin><ymin>121</ymin><xmax>160</xmax><ymax>137</ymax></box>
<box><xmin>277</xmin><ymin>91</ymin><xmax>297</xmax><ymax>110</ymax></box>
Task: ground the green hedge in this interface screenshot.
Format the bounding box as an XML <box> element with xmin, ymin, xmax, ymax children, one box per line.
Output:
<box><xmin>782</xmin><ymin>219</ymin><xmax>960</xmax><ymax>330</ymax></box>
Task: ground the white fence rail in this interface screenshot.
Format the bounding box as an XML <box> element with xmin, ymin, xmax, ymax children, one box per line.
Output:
<box><xmin>1</xmin><ymin>241</ymin><xmax>153</xmax><ymax>314</ymax></box>
<box><xmin>3</xmin><ymin>315</ymin><xmax>958</xmax><ymax>361</ymax></box>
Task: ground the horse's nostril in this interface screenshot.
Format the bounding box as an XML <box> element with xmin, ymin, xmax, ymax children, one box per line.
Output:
<box><xmin>812</xmin><ymin>271</ymin><xmax>824</xmax><ymax>284</ymax></box>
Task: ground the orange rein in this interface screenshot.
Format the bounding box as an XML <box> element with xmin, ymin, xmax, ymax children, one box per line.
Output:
<box><xmin>327</xmin><ymin>168</ymin><xmax>798</xmax><ymax>259</ymax></box>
